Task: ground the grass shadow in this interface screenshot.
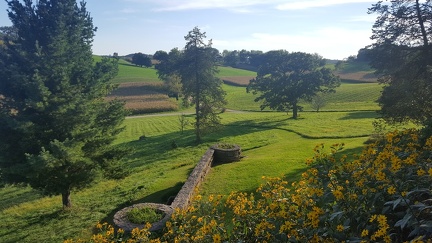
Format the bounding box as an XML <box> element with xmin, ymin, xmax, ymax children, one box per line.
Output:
<box><xmin>0</xmin><ymin>185</ymin><xmax>43</xmax><ymax>210</ymax></box>
<box><xmin>339</xmin><ymin>111</ymin><xmax>380</xmax><ymax>120</ymax></box>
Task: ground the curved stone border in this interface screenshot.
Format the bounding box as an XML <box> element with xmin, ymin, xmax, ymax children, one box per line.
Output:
<box><xmin>114</xmin><ymin>146</ymin><xmax>241</xmax><ymax>232</ymax></box>
<box><xmin>211</xmin><ymin>144</ymin><xmax>241</xmax><ymax>164</ymax></box>
<box><xmin>113</xmin><ymin>203</ymin><xmax>173</xmax><ymax>232</ymax></box>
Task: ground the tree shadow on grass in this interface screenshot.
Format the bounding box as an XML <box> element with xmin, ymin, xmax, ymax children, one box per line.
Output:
<box><xmin>0</xmin><ymin>185</ymin><xmax>42</xmax><ymax>211</ymax></box>
<box><xmin>119</xmin><ymin>62</ymin><xmax>137</xmax><ymax>68</ymax></box>
<box><xmin>117</xmin><ymin>118</ymin><xmax>283</xmax><ymax>170</ymax></box>
<box><xmin>339</xmin><ymin>111</ymin><xmax>380</xmax><ymax>120</ymax></box>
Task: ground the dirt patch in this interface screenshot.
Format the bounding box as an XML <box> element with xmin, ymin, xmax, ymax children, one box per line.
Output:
<box><xmin>335</xmin><ymin>71</ymin><xmax>377</xmax><ymax>83</ymax></box>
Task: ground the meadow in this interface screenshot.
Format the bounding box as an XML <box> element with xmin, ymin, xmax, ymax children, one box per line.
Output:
<box><xmin>108</xmin><ymin>58</ymin><xmax>382</xmax><ymax>113</ymax></box>
<box><xmin>0</xmin><ymin>58</ymin><xmax>387</xmax><ymax>242</ymax></box>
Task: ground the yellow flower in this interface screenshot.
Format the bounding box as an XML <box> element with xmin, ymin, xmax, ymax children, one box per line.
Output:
<box><xmin>417</xmin><ymin>169</ymin><xmax>426</xmax><ymax>176</ymax></box>
<box><xmin>212</xmin><ymin>233</ymin><xmax>221</xmax><ymax>243</ymax></box>
<box><xmin>375</xmin><ymin>171</ymin><xmax>386</xmax><ymax>181</ymax></box>
<box><xmin>332</xmin><ymin>190</ymin><xmax>344</xmax><ymax>200</ymax></box>
<box><xmin>377</xmin><ymin>215</ymin><xmax>387</xmax><ymax>225</ymax></box>
<box><xmin>361</xmin><ymin>229</ymin><xmax>369</xmax><ymax>237</ymax></box>
<box><xmin>387</xmin><ymin>186</ymin><xmax>396</xmax><ymax>195</ymax></box>
<box><xmin>336</xmin><ymin>224</ymin><xmax>344</xmax><ymax>232</ymax></box>
<box><xmin>428</xmin><ymin>168</ymin><xmax>432</xmax><ymax>177</ymax></box>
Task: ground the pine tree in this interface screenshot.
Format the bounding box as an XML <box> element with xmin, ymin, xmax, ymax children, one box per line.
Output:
<box><xmin>180</xmin><ymin>27</ymin><xmax>226</xmax><ymax>142</ymax></box>
<box><xmin>0</xmin><ymin>0</ymin><xmax>128</xmax><ymax>208</ymax></box>
<box><xmin>368</xmin><ymin>0</ymin><xmax>432</xmax><ymax>128</ymax></box>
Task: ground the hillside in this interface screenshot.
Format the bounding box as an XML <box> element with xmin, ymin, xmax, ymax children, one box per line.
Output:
<box><xmin>95</xmin><ymin>56</ymin><xmax>381</xmax><ymax>114</ymax></box>
<box><xmin>333</xmin><ymin>60</ymin><xmax>377</xmax><ymax>83</ymax></box>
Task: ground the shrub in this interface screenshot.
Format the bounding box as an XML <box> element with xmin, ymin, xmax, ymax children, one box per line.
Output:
<box><xmin>68</xmin><ymin>129</ymin><xmax>432</xmax><ymax>242</ymax></box>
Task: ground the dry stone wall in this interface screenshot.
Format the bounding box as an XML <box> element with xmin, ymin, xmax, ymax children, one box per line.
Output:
<box><xmin>114</xmin><ymin>148</ymin><xmax>215</xmax><ymax>231</ymax></box>
<box><xmin>171</xmin><ymin>148</ymin><xmax>214</xmax><ymax>210</ymax></box>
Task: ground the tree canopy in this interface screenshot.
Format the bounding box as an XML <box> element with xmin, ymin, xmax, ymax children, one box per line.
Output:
<box><xmin>131</xmin><ymin>52</ymin><xmax>152</xmax><ymax>67</ymax></box>
<box><xmin>367</xmin><ymin>0</ymin><xmax>432</xmax><ymax>129</ymax></box>
<box><xmin>0</xmin><ymin>0</ymin><xmax>128</xmax><ymax>208</ymax></box>
<box><xmin>155</xmin><ymin>27</ymin><xmax>226</xmax><ymax>142</ymax></box>
<box><xmin>180</xmin><ymin>27</ymin><xmax>226</xmax><ymax>142</ymax></box>
<box><xmin>247</xmin><ymin>50</ymin><xmax>340</xmax><ymax>119</ymax></box>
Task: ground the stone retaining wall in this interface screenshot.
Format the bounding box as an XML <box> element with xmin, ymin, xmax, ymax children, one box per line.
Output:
<box><xmin>114</xmin><ymin>148</ymin><xmax>215</xmax><ymax>231</ymax></box>
<box><xmin>171</xmin><ymin>148</ymin><xmax>214</xmax><ymax>210</ymax></box>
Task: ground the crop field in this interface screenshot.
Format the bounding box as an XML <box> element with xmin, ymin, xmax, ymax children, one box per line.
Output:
<box><xmin>221</xmin><ymin>76</ymin><xmax>254</xmax><ymax>86</ymax></box>
<box><xmin>0</xmin><ymin>58</ymin><xmax>392</xmax><ymax>242</ymax></box>
<box><xmin>108</xmin><ymin>82</ymin><xmax>179</xmax><ymax>114</ymax></box>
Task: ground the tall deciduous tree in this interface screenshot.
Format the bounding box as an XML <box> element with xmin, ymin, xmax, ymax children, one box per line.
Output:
<box><xmin>247</xmin><ymin>50</ymin><xmax>339</xmax><ymax>119</ymax></box>
<box><xmin>0</xmin><ymin>0</ymin><xmax>128</xmax><ymax>208</ymax></box>
<box><xmin>155</xmin><ymin>48</ymin><xmax>183</xmax><ymax>101</ymax></box>
<box><xmin>368</xmin><ymin>0</ymin><xmax>432</xmax><ymax>128</ymax></box>
<box><xmin>180</xmin><ymin>27</ymin><xmax>226</xmax><ymax>142</ymax></box>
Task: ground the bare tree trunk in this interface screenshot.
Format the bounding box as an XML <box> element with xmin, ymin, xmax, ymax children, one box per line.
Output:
<box><xmin>62</xmin><ymin>190</ymin><xmax>72</xmax><ymax>208</ymax></box>
<box><xmin>292</xmin><ymin>104</ymin><xmax>298</xmax><ymax>119</ymax></box>
<box><xmin>415</xmin><ymin>0</ymin><xmax>429</xmax><ymax>47</ymax></box>
<box><xmin>195</xmin><ymin>56</ymin><xmax>201</xmax><ymax>143</ymax></box>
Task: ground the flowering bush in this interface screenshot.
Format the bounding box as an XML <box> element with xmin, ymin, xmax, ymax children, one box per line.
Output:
<box><xmin>67</xmin><ymin>129</ymin><xmax>432</xmax><ymax>242</ymax></box>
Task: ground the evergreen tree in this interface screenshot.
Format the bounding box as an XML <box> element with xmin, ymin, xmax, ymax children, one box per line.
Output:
<box><xmin>0</xmin><ymin>0</ymin><xmax>128</xmax><ymax>208</ymax></box>
<box><xmin>180</xmin><ymin>27</ymin><xmax>226</xmax><ymax>142</ymax></box>
<box><xmin>368</xmin><ymin>0</ymin><xmax>432</xmax><ymax>129</ymax></box>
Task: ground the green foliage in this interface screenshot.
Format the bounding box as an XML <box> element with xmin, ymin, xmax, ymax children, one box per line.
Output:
<box><xmin>71</xmin><ymin>129</ymin><xmax>432</xmax><ymax>242</ymax></box>
<box><xmin>179</xmin><ymin>27</ymin><xmax>227</xmax><ymax>142</ymax></box>
<box><xmin>212</xmin><ymin>142</ymin><xmax>236</xmax><ymax>149</ymax></box>
<box><xmin>368</xmin><ymin>1</ymin><xmax>432</xmax><ymax>126</ymax></box>
<box><xmin>131</xmin><ymin>52</ymin><xmax>152</xmax><ymax>67</ymax></box>
<box><xmin>0</xmin><ymin>0</ymin><xmax>128</xmax><ymax>207</ymax></box>
<box><xmin>126</xmin><ymin>207</ymin><xmax>164</xmax><ymax>224</ymax></box>
<box><xmin>247</xmin><ymin>50</ymin><xmax>340</xmax><ymax>119</ymax></box>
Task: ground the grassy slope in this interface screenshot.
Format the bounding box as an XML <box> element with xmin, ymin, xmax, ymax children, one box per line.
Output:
<box><xmin>0</xmin><ymin>58</ymin><xmax>386</xmax><ymax>242</ymax></box>
<box><xmin>0</xmin><ymin>110</ymin><xmax>379</xmax><ymax>242</ymax></box>
<box><xmin>225</xmin><ymin>81</ymin><xmax>382</xmax><ymax>111</ymax></box>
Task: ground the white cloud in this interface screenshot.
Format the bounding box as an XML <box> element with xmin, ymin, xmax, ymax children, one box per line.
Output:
<box><xmin>124</xmin><ymin>0</ymin><xmax>278</xmax><ymax>11</ymax></box>
<box><xmin>123</xmin><ymin>0</ymin><xmax>376</xmax><ymax>12</ymax></box>
<box><xmin>276</xmin><ymin>0</ymin><xmax>376</xmax><ymax>10</ymax></box>
<box><xmin>212</xmin><ymin>27</ymin><xmax>373</xmax><ymax>59</ymax></box>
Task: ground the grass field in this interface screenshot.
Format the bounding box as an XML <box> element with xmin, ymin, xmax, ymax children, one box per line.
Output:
<box><xmin>225</xmin><ymin>81</ymin><xmax>382</xmax><ymax>112</ymax></box>
<box><xmin>0</xmin><ymin>109</ymin><xmax>382</xmax><ymax>242</ymax></box>
<box><xmin>0</xmin><ymin>57</ymin><xmax>388</xmax><ymax>242</ymax></box>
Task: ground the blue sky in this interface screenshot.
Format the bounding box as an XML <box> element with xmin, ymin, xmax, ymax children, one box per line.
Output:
<box><xmin>0</xmin><ymin>0</ymin><xmax>379</xmax><ymax>60</ymax></box>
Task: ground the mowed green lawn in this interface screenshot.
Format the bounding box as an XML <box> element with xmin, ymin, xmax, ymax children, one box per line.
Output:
<box><xmin>0</xmin><ymin>58</ymin><xmax>386</xmax><ymax>242</ymax></box>
<box><xmin>0</xmin><ymin>110</ymin><xmax>378</xmax><ymax>242</ymax></box>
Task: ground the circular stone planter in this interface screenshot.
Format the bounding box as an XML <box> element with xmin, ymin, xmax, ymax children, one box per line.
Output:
<box><xmin>114</xmin><ymin>203</ymin><xmax>173</xmax><ymax>232</ymax></box>
<box><xmin>211</xmin><ymin>144</ymin><xmax>241</xmax><ymax>164</ymax></box>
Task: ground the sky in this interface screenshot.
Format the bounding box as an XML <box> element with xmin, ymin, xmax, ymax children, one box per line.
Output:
<box><xmin>0</xmin><ymin>0</ymin><xmax>379</xmax><ymax>60</ymax></box>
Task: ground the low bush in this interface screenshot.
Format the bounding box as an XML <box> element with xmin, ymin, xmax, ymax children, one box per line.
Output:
<box><xmin>67</xmin><ymin>129</ymin><xmax>432</xmax><ymax>242</ymax></box>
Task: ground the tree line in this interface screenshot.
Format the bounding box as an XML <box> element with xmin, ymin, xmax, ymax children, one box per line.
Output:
<box><xmin>134</xmin><ymin>48</ymin><xmax>276</xmax><ymax>72</ymax></box>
